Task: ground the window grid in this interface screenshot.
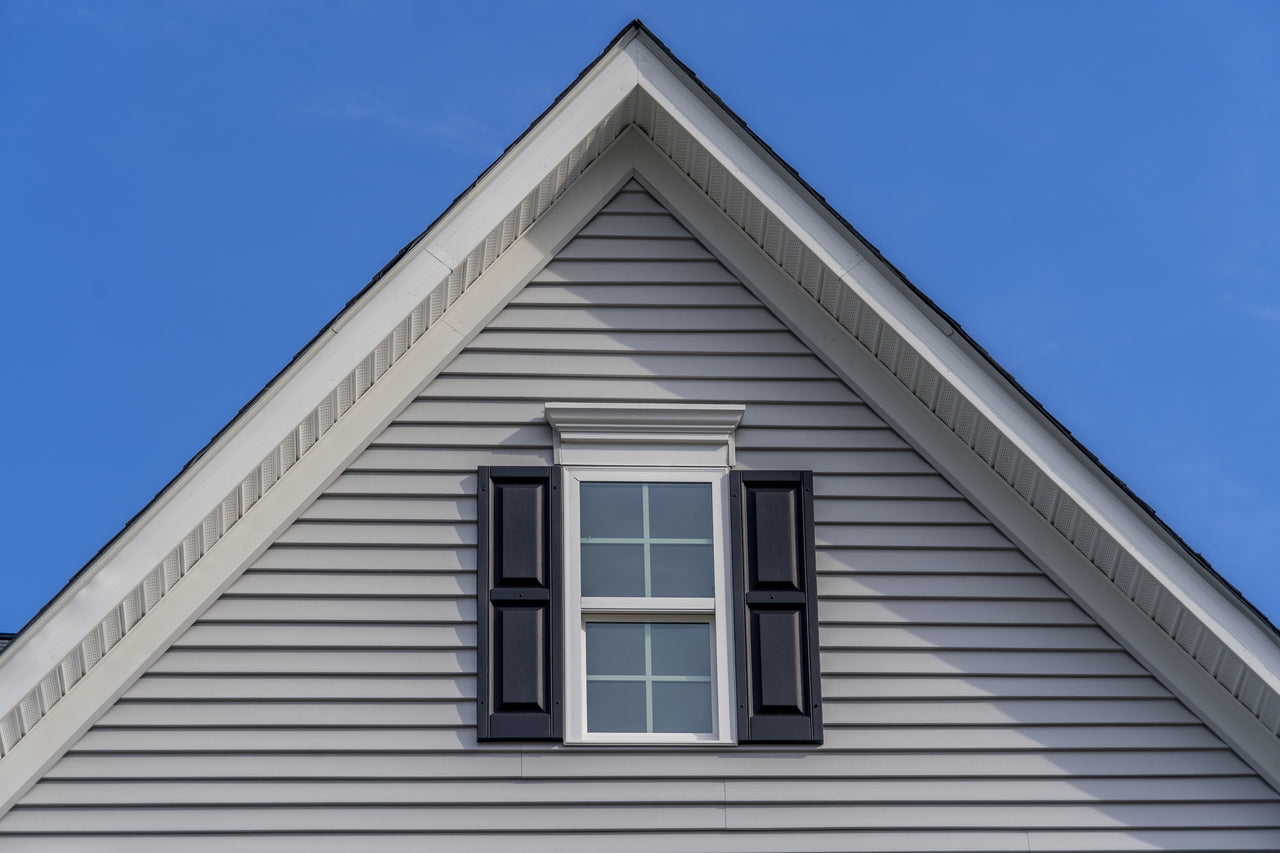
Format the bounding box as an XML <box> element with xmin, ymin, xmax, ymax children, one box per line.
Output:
<box><xmin>565</xmin><ymin>468</ymin><xmax>734</xmax><ymax>745</ymax></box>
<box><xmin>580</xmin><ymin>483</ymin><xmax>714</xmax><ymax>599</ymax></box>
<box><xmin>585</xmin><ymin>622</ymin><xmax>714</xmax><ymax>734</ymax></box>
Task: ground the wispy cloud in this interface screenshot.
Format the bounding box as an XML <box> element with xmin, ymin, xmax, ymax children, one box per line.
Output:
<box><xmin>1245</xmin><ymin>304</ymin><xmax>1280</xmax><ymax>322</ymax></box>
<box><xmin>296</xmin><ymin>88</ymin><xmax>498</xmax><ymax>153</ymax></box>
<box><xmin>5</xmin><ymin>0</ymin><xmax>44</xmax><ymax>25</ymax></box>
<box><xmin>296</xmin><ymin>89</ymin><xmax>400</xmax><ymax>124</ymax></box>
<box><xmin>1218</xmin><ymin>289</ymin><xmax>1280</xmax><ymax>323</ymax></box>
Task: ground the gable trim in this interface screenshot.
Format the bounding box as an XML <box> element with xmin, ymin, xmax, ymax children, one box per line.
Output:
<box><xmin>0</xmin><ymin>137</ymin><xmax>640</xmax><ymax>817</ymax></box>
<box><xmin>616</xmin><ymin>131</ymin><xmax>1280</xmax><ymax>788</ymax></box>
<box><xmin>0</xmin><ymin>78</ymin><xmax>649</xmax><ymax>767</ymax></box>
<box><xmin>611</xmin><ymin>53</ymin><xmax>1280</xmax><ymax>743</ymax></box>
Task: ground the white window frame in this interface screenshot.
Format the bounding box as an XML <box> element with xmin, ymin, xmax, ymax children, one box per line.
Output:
<box><xmin>562</xmin><ymin>465</ymin><xmax>736</xmax><ymax>745</ymax></box>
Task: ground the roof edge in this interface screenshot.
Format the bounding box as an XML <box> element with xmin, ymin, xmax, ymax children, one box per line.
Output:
<box><xmin>0</xmin><ymin>27</ymin><xmax>649</xmax><ymax>757</ymax></box>
<box><xmin>600</xmin><ymin>54</ymin><xmax>1280</xmax><ymax>742</ymax></box>
<box><xmin>628</xmin><ymin>22</ymin><xmax>1277</xmax><ymax>644</ymax></box>
<box><xmin>0</xmin><ymin>18</ymin><xmax>652</xmax><ymax>661</ymax></box>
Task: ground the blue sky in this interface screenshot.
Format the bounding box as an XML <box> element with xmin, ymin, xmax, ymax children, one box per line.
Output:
<box><xmin>1</xmin><ymin>1</ymin><xmax>1277</xmax><ymax>634</ymax></box>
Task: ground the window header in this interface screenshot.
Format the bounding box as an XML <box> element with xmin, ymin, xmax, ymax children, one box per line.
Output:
<box><xmin>544</xmin><ymin>402</ymin><xmax>746</xmax><ymax>467</ymax></box>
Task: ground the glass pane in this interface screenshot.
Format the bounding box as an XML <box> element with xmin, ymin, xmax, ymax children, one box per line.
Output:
<box><xmin>647</xmin><ymin>483</ymin><xmax>712</xmax><ymax>540</ymax></box>
<box><xmin>587</xmin><ymin>681</ymin><xmax>647</xmax><ymax>732</ymax></box>
<box><xmin>650</xmin><ymin>623</ymin><xmax>711</xmax><ymax>677</ymax></box>
<box><xmin>652</xmin><ymin>681</ymin><xmax>713</xmax><ymax>733</ymax></box>
<box><xmin>580</xmin><ymin>483</ymin><xmax>643</xmax><ymax>540</ymax></box>
<box><xmin>585</xmin><ymin>623</ymin><xmax>645</xmax><ymax>676</ymax></box>
<box><xmin>649</xmin><ymin>544</ymin><xmax>714</xmax><ymax>598</ymax></box>
<box><xmin>581</xmin><ymin>543</ymin><xmax>645</xmax><ymax>597</ymax></box>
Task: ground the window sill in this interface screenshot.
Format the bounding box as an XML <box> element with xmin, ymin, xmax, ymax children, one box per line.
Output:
<box><xmin>563</xmin><ymin>732</ymin><xmax>736</xmax><ymax>747</ymax></box>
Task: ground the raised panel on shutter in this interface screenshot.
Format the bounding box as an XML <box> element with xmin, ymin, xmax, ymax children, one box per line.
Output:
<box><xmin>476</xmin><ymin>467</ymin><xmax>562</xmax><ymax>741</ymax></box>
<box><xmin>754</xmin><ymin>609</ymin><xmax>804</xmax><ymax>713</ymax></box>
<box><xmin>495</xmin><ymin>605</ymin><xmax>546</xmax><ymax>708</ymax></box>
<box><xmin>749</xmin><ymin>488</ymin><xmax>801</xmax><ymax>589</ymax></box>
<box><xmin>730</xmin><ymin>470</ymin><xmax>822</xmax><ymax>744</ymax></box>
<box><xmin>496</xmin><ymin>482</ymin><xmax>546</xmax><ymax>585</ymax></box>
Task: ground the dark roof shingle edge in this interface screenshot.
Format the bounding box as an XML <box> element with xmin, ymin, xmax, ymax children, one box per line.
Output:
<box><xmin>1</xmin><ymin>19</ymin><xmax>644</xmax><ymax>653</ymax></box>
<box><xmin>626</xmin><ymin>20</ymin><xmax>1278</xmax><ymax>639</ymax></box>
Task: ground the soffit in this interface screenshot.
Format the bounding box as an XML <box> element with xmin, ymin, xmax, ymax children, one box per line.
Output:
<box><xmin>611</xmin><ymin>71</ymin><xmax>1280</xmax><ymax>741</ymax></box>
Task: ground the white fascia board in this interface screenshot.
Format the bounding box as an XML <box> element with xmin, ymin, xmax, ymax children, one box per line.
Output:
<box><xmin>836</xmin><ymin>249</ymin><xmax>1280</xmax><ymax>694</ymax></box>
<box><xmin>0</xmin><ymin>244</ymin><xmax>447</xmax><ymax>715</ymax></box>
<box><xmin>631</xmin><ymin>37</ymin><xmax>865</xmax><ymax>278</ymax></box>
<box><xmin>419</xmin><ymin>44</ymin><xmax>640</xmax><ymax>269</ymax></box>
<box><xmin>625</xmin><ymin>142</ymin><xmax>1280</xmax><ymax>785</ymax></box>
<box><xmin>633</xmin><ymin>35</ymin><xmax>1280</xmax><ymax>692</ymax></box>
<box><xmin>0</xmin><ymin>40</ymin><xmax>647</xmax><ymax>715</ymax></box>
<box><xmin>0</xmin><ymin>139</ymin><xmax>637</xmax><ymax>815</ymax></box>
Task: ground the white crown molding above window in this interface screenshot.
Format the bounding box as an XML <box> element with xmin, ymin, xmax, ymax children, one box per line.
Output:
<box><xmin>545</xmin><ymin>402</ymin><xmax>746</xmax><ymax>467</ymax></box>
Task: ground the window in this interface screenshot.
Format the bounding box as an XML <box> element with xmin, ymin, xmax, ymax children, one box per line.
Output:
<box><xmin>476</xmin><ymin>404</ymin><xmax>822</xmax><ymax>746</ymax></box>
<box><xmin>563</xmin><ymin>468</ymin><xmax>734</xmax><ymax>743</ymax></box>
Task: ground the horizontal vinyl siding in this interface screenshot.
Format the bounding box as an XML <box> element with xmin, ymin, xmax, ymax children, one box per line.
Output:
<box><xmin>7</xmin><ymin>183</ymin><xmax>1278</xmax><ymax>851</ymax></box>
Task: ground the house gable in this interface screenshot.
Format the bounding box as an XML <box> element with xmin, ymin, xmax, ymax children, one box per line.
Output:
<box><xmin>5</xmin><ymin>181</ymin><xmax>1279</xmax><ymax>849</ymax></box>
<box><xmin>0</xmin><ymin>19</ymin><xmax>1278</xmax><ymax>843</ymax></box>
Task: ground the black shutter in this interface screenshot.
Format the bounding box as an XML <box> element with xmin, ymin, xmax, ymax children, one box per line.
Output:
<box><xmin>476</xmin><ymin>466</ymin><xmax>562</xmax><ymax>741</ymax></box>
<box><xmin>730</xmin><ymin>470</ymin><xmax>822</xmax><ymax>744</ymax></box>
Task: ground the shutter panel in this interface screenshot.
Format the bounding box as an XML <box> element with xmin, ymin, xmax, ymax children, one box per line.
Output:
<box><xmin>730</xmin><ymin>470</ymin><xmax>822</xmax><ymax>744</ymax></box>
<box><xmin>476</xmin><ymin>466</ymin><xmax>562</xmax><ymax>741</ymax></box>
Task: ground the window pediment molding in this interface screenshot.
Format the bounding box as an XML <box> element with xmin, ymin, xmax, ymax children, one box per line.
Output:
<box><xmin>545</xmin><ymin>402</ymin><xmax>746</xmax><ymax>467</ymax></box>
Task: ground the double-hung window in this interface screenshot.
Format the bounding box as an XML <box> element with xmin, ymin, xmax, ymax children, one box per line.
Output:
<box><xmin>564</xmin><ymin>468</ymin><xmax>734</xmax><ymax>743</ymax></box>
<box><xmin>476</xmin><ymin>403</ymin><xmax>822</xmax><ymax>746</ymax></box>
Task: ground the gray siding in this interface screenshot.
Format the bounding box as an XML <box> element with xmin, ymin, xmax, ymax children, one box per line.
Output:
<box><xmin>5</xmin><ymin>183</ymin><xmax>1278</xmax><ymax>851</ymax></box>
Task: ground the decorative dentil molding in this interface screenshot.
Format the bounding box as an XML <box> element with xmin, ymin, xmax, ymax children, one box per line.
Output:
<box><xmin>615</xmin><ymin>88</ymin><xmax>1280</xmax><ymax>739</ymax></box>
<box><xmin>0</xmin><ymin>89</ymin><xmax>644</xmax><ymax>760</ymax></box>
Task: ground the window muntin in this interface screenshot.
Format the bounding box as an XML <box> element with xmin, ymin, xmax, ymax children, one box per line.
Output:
<box><xmin>585</xmin><ymin>622</ymin><xmax>712</xmax><ymax>733</ymax></box>
<box><xmin>564</xmin><ymin>468</ymin><xmax>734</xmax><ymax>744</ymax></box>
<box><xmin>580</xmin><ymin>482</ymin><xmax>714</xmax><ymax>598</ymax></box>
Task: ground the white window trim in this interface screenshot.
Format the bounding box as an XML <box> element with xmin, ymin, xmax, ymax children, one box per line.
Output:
<box><xmin>562</xmin><ymin>466</ymin><xmax>736</xmax><ymax>745</ymax></box>
<box><xmin>546</xmin><ymin>402</ymin><xmax>745</xmax><ymax>467</ymax></box>
<box><xmin>548</xmin><ymin>402</ymin><xmax>744</xmax><ymax>745</ymax></box>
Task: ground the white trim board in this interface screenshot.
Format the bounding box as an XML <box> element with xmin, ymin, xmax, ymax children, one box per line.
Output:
<box><xmin>547</xmin><ymin>402</ymin><xmax>745</xmax><ymax>467</ymax></box>
<box><xmin>613</xmin><ymin>136</ymin><xmax>1280</xmax><ymax>789</ymax></box>
<box><xmin>605</xmin><ymin>72</ymin><xmax>1280</xmax><ymax>742</ymax></box>
<box><xmin>0</xmin><ymin>39</ymin><xmax>645</xmax><ymax>721</ymax></box>
<box><xmin>0</xmin><ymin>135</ymin><xmax>642</xmax><ymax>817</ymax></box>
<box><xmin>0</xmin><ymin>65</ymin><xmax>649</xmax><ymax>759</ymax></box>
